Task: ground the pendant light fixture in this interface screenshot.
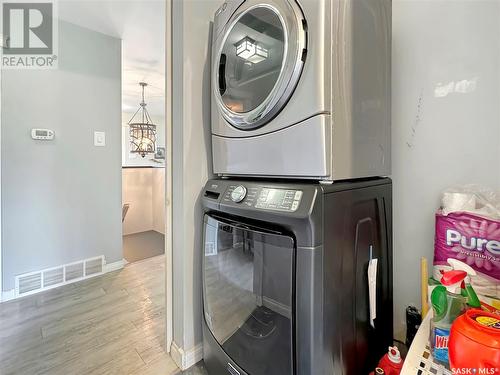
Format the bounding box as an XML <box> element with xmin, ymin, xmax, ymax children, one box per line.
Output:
<box><xmin>128</xmin><ymin>82</ymin><xmax>156</xmax><ymax>158</ymax></box>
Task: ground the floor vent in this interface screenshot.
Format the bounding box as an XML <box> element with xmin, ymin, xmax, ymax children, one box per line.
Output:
<box><xmin>15</xmin><ymin>256</ymin><xmax>105</xmax><ymax>298</ymax></box>
<box><xmin>85</xmin><ymin>257</ymin><xmax>103</xmax><ymax>276</ymax></box>
<box><xmin>65</xmin><ymin>262</ymin><xmax>84</xmax><ymax>281</ymax></box>
<box><xmin>43</xmin><ymin>267</ymin><xmax>64</xmax><ymax>288</ymax></box>
<box><xmin>18</xmin><ymin>273</ymin><xmax>42</xmax><ymax>295</ymax></box>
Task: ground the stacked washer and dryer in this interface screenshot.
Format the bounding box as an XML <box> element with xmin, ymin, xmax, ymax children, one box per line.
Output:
<box><xmin>201</xmin><ymin>1</ymin><xmax>392</xmax><ymax>374</ymax></box>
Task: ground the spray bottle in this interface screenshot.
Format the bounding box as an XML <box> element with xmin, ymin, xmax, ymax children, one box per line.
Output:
<box><xmin>446</xmin><ymin>258</ymin><xmax>481</xmax><ymax>308</ymax></box>
<box><xmin>430</xmin><ymin>270</ymin><xmax>468</xmax><ymax>365</ymax></box>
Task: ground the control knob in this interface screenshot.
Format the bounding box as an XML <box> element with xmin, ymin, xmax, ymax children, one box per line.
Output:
<box><xmin>230</xmin><ymin>185</ymin><xmax>247</xmax><ymax>203</ymax></box>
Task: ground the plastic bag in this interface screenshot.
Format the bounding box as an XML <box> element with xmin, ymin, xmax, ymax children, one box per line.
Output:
<box><xmin>441</xmin><ymin>185</ymin><xmax>500</xmax><ymax>219</ymax></box>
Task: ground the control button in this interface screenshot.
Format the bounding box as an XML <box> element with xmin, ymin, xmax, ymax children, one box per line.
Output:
<box><xmin>291</xmin><ymin>201</ymin><xmax>299</xmax><ymax>211</ymax></box>
<box><xmin>230</xmin><ymin>185</ymin><xmax>247</xmax><ymax>203</ymax></box>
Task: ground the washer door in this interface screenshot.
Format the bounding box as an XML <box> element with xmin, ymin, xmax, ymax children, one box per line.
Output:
<box><xmin>214</xmin><ymin>0</ymin><xmax>306</xmax><ymax>130</ymax></box>
<box><xmin>203</xmin><ymin>214</ymin><xmax>295</xmax><ymax>375</ymax></box>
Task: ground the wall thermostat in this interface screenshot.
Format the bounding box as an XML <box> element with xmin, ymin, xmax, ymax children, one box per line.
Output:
<box><xmin>31</xmin><ymin>128</ymin><xmax>55</xmax><ymax>140</ymax></box>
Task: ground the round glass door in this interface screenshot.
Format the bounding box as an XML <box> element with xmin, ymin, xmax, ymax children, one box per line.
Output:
<box><xmin>220</xmin><ymin>7</ymin><xmax>284</xmax><ymax>114</ymax></box>
<box><xmin>214</xmin><ymin>3</ymin><xmax>306</xmax><ymax>130</ymax></box>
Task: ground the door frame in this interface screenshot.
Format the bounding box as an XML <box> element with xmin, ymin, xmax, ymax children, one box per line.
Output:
<box><xmin>0</xmin><ymin>33</ymin><xmax>3</xmax><ymax>299</ymax></box>
<box><xmin>164</xmin><ymin>0</ymin><xmax>173</xmax><ymax>353</ymax></box>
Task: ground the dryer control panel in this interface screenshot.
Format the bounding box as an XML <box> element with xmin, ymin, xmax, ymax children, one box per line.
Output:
<box><xmin>223</xmin><ymin>184</ymin><xmax>303</xmax><ymax>212</ymax></box>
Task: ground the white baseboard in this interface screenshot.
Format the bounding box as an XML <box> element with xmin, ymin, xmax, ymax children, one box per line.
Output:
<box><xmin>170</xmin><ymin>341</ymin><xmax>203</xmax><ymax>371</ymax></box>
<box><xmin>103</xmin><ymin>258</ymin><xmax>127</xmax><ymax>273</ymax></box>
<box><xmin>0</xmin><ymin>289</ymin><xmax>15</xmax><ymax>303</ymax></box>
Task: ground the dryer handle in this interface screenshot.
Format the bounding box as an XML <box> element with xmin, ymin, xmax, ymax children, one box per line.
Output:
<box><xmin>219</xmin><ymin>53</ymin><xmax>227</xmax><ymax>95</ymax></box>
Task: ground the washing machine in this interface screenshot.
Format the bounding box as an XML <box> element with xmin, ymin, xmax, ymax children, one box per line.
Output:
<box><xmin>211</xmin><ymin>0</ymin><xmax>391</xmax><ymax>181</ymax></box>
<box><xmin>201</xmin><ymin>177</ymin><xmax>393</xmax><ymax>374</ymax></box>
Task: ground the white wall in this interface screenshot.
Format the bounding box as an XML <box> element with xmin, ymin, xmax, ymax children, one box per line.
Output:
<box><xmin>122</xmin><ymin>167</ymin><xmax>165</xmax><ymax>235</ymax></box>
<box><xmin>122</xmin><ymin>168</ymin><xmax>154</xmax><ymax>235</ymax></box>
<box><xmin>1</xmin><ymin>21</ymin><xmax>122</xmax><ymax>291</ymax></box>
<box><xmin>171</xmin><ymin>0</ymin><xmax>218</xmax><ymax>356</ymax></box>
<box><xmin>392</xmin><ymin>0</ymin><xmax>500</xmax><ymax>338</ymax></box>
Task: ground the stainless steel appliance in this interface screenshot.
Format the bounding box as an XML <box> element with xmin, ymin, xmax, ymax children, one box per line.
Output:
<box><xmin>211</xmin><ymin>0</ymin><xmax>391</xmax><ymax>181</ymax></box>
<box><xmin>201</xmin><ymin>178</ymin><xmax>393</xmax><ymax>374</ymax></box>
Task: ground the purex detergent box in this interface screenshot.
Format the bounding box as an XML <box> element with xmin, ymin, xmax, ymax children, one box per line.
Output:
<box><xmin>433</xmin><ymin>210</ymin><xmax>500</xmax><ymax>299</ymax></box>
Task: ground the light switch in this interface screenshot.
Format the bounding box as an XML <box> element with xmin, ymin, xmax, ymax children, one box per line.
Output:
<box><xmin>94</xmin><ymin>131</ymin><xmax>106</xmax><ymax>147</ymax></box>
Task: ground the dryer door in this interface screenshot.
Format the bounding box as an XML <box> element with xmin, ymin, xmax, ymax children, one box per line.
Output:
<box><xmin>213</xmin><ymin>0</ymin><xmax>306</xmax><ymax>130</ymax></box>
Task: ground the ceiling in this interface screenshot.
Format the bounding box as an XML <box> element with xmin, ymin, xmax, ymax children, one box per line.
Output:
<box><xmin>58</xmin><ymin>0</ymin><xmax>166</xmax><ymax>116</ymax></box>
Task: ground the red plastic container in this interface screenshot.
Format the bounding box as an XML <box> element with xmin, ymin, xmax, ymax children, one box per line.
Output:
<box><xmin>449</xmin><ymin>309</ymin><xmax>500</xmax><ymax>372</ymax></box>
<box><xmin>374</xmin><ymin>346</ymin><xmax>403</xmax><ymax>375</ymax></box>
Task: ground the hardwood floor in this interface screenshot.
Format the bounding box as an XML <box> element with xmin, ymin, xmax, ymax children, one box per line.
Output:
<box><xmin>0</xmin><ymin>255</ymin><xmax>205</xmax><ymax>375</ymax></box>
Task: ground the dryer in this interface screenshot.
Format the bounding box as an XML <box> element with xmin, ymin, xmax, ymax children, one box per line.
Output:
<box><xmin>211</xmin><ymin>0</ymin><xmax>391</xmax><ymax>181</ymax></box>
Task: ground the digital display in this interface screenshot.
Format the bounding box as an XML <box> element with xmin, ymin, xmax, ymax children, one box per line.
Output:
<box><xmin>262</xmin><ymin>189</ymin><xmax>286</xmax><ymax>204</ymax></box>
<box><xmin>256</xmin><ymin>188</ymin><xmax>302</xmax><ymax>211</ymax></box>
<box><xmin>36</xmin><ymin>130</ymin><xmax>48</xmax><ymax>136</ymax></box>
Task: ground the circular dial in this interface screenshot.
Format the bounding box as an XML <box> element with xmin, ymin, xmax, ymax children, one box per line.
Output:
<box><xmin>230</xmin><ymin>185</ymin><xmax>247</xmax><ymax>203</ymax></box>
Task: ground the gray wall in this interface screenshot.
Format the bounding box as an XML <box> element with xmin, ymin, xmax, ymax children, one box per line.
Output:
<box><xmin>392</xmin><ymin>0</ymin><xmax>500</xmax><ymax>338</ymax></box>
<box><xmin>171</xmin><ymin>0</ymin><xmax>218</xmax><ymax>352</ymax></box>
<box><xmin>1</xmin><ymin>21</ymin><xmax>122</xmax><ymax>291</ymax></box>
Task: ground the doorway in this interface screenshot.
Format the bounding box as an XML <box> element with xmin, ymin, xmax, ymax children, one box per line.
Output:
<box><xmin>120</xmin><ymin>3</ymin><xmax>166</xmax><ymax>264</ymax></box>
<box><xmin>0</xmin><ymin>0</ymin><xmax>173</xmax><ymax>364</ymax></box>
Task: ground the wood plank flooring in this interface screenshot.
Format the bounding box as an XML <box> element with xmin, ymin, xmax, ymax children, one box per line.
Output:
<box><xmin>0</xmin><ymin>255</ymin><xmax>205</xmax><ymax>375</ymax></box>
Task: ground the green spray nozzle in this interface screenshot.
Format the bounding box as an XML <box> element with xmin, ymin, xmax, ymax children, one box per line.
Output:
<box><xmin>447</xmin><ymin>258</ymin><xmax>481</xmax><ymax>308</ymax></box>
<box><xmin>431</xmin><ymin>285</ymin><xmax>448</xmax><ymax>320</ymax></box>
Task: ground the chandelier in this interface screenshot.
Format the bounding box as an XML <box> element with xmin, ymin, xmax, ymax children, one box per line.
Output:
<box><xmin>128</xmin><ymin>82</ymin><xmax>156</xmax><ymax>158</ymax></box>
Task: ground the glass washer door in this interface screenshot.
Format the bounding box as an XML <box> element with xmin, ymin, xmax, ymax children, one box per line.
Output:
<box><xmin>202</xmin><ymin>214</ymin><xmax>295</xmax><ymax>375</ymax></box>
<box><xmin>214</xmin><ymin>1</ymin><xmax>306</xmax><ymax>130</ymax></box>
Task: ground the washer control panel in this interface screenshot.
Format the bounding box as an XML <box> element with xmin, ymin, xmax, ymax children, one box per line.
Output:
<box><xmin>224</xmin><ymin>185</ymin><xmax>259</xmax><ymax>207</ymax></box>
<box><xmin>255</xmin><ymin>188</ymin><xmax>303</xmax><ymax>212</ymax></box>
<box><xmin>223</xmin><ymin>185</ymin><xmax>303</xmax><ymax>212</ymax></box>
